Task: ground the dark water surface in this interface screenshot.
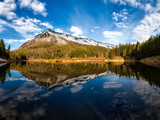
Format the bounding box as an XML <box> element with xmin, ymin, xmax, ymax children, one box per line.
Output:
<box><xmin>0</xmin><ymin>62</ymin><xmax>160</xmax><ymax>120</ymax></box>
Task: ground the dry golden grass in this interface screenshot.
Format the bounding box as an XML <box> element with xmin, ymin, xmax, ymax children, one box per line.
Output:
<box><xmin>140</xmin><ymin>56</ymin><xmax>160</xmax><ymax>68</ymax></box>
<box><xmin>28</xmin><ymin>57</ymin><xmax>125</xmax><ymax>63</ymax></box>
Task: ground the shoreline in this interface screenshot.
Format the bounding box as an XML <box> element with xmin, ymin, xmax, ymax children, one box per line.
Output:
<box><xmin>2</xmin><ymin>56</ymin><xmax>160</xmax><ymax>68</ymax></box>
<box><xmin>27</xmin><ymin>58</ymin><xmax>125</xmax><ymax>63</ymax></box>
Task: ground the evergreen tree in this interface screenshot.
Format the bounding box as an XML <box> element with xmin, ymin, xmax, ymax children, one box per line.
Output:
<box><xmin>7</xmin><ymin>45</ymin><xmax>11</xmax><ymax>58</ymax></box>
<box><xmin>122</xmin><ymin>49</ymin><xmax>126</xmax><ymax>57</ymax></box>
<box><xmin>108</xmin><ymin>50</ymin><xmax>114</xmax><ymax>59</ymax></box>
<box><xmin>0</xmin><ymin>39</ymin><xmax>5</xmax><ymax>52</ymax></box>
<box><xmin>0</xmin><ymin>39</ymin><xmax>6</xmax><ymax>58</ymax></box>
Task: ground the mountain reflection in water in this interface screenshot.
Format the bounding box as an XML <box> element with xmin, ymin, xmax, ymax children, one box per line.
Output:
<box><xmin>10</xmin><ymin>62</ymin><xmax>113</xmax><ymax>90</ymax></box>
<box><xmin>0</xmin><ymin>62</ymin><xmax>160</xmax><ymax>120</ymax></box>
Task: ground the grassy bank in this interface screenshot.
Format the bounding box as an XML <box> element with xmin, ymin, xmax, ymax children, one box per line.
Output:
<box><xmin>27</xmin><ymin>57</ymin><xmax>125</xmax><ymax>63</ymax></box>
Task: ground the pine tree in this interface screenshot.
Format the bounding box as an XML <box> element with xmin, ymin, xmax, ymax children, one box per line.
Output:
<box><xmin>0</xmin><ymin>39</ymin><xmax>6</xmax><ymax>57</ymax></box>
<box><xmin>136</xmin><ymin>41</ymin><xmax>140</xmax><ymax>58</ymax></box>
<box><xmin>108</xmin><ymin>50</ymin><xmax>114</xmax><ymax>59</ymax></box>
<box><xmin>0</xmin><ymin>39</ymin><xmax>5</xmax><ymax>52</ymax></box>
<box><xmin>7</xmin><ymin>45</ymin><xmax>11</xmax><ymax>58</ymax></box>
<box><xmin>122</xmin><ymin>49</ymin><xmax>126</xmax><ymax>57</ymax></box>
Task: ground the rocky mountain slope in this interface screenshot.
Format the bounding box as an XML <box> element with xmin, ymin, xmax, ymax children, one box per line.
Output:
<box><xmin>20</xmin><ymin>29</ymin><xmax>115</xmax><ymax>49</ymax></box>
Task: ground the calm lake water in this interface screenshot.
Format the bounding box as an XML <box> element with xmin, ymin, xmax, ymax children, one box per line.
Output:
<box><xmin>0</xmin><ymin>62</ymin><xmax>160</xmax><ymax>120</ymax></box>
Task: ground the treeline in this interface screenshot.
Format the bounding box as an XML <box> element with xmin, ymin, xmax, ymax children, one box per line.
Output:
<box><xmin>0</xmin><ymin>39</ymin><xmax>11</xmax><ymax>59</ymax></box>
<box><xmin>108</xmin><ymin>35</ymin><xmax>160</xmax><ymax>59</ymax></box>
<box><xmin>11</xmin><ymin>42</ymin><xmax>109</xmax><ymax>60</ymax></box>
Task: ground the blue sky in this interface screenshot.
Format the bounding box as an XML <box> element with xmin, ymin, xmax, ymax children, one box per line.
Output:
<box><xmin>0</xmin><ymin>0</ymin><xmax>160</xmax><ymax>50</ymax></box>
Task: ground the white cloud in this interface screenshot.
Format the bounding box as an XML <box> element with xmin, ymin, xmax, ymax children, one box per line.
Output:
<box><xmin>0</xmin><ymin>0</ymin><xmax>17</xmax><ymax>20</ymax></box>
<box><xmin>40</xmin><ymin>22</ymin><xmax>53</xmax><ymax>29</ymax></box>
<box><xmin>19</xmin><ymin>0</ymin><xmax>47</xmax><ymax>16</ymax></box>
<box><xmin>103</xmin><ymin>31</ymin><xmax>123</xmax><ymax>44</ymax></box>
<box><xmin>70</xmin><ymin>26</ymin><xmax>83</xmax><ymax>37</ymax></box>
<box><xmin>80</xmin><ymin>36</ymin><xmax>87</xmax><ymax>38</ymax></box>
<box><xmin>103</xmin><ymin>31</ymin><xmax>122</xmax><ymax>39</ymax></box>
<box><xmin>91</xmin><ymin>29</ymin><xmax>94</xmax><ymax>32</ymax></box>
<box><xmin>133</xmin><ymin>12</ymin><xmax>160</xmax><ymax>42</ymax></box>
<box><xmin>55</xmin><ymin>28</ymin><xmax>63</xmax><ymax>33</ymax></box>
<box><xmin>145</xmin><ymin>4</ymin><xmax>152</xmax><ymax>12</ymax></box>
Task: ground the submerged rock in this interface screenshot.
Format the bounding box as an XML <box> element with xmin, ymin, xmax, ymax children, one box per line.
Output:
<box><xmin>116</xmin><ymin>101</ymin><xmax>125</xmax><ymax>107</ymax></box>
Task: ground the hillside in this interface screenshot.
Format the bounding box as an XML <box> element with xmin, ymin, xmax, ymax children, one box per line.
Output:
<box><xmin>11</xmin><ymin>41</ymin><xmax>109</xmax><ymax>60</ymax></box>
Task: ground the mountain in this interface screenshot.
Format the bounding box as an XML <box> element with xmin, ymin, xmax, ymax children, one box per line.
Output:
<box><xmin>11</xmin><ymin>29</ymin><xmax>114</xmax><ymax>59</ymax></box>
<box><xmin>20</xmin><ymin>29</ymin><xmax>115</xmax><ymax>49</ymax></box>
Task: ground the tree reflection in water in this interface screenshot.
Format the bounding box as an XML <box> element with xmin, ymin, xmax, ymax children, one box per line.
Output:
<box><xmin>5</xmin><ymin>62</ymin><xmax>160</xmax><ymax>89</ymax></box>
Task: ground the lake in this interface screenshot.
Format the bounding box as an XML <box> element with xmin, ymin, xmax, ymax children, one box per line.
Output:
<box><xmin>0</xmin><ymin>62</ymin><xmax>160</xmax><ymax>120</ymax></box>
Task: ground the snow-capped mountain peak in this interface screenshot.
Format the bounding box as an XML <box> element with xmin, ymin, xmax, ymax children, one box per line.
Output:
<box><xmin>34</xmin><ymin>29</ymin><xmax>115</xmax><ymax>49</ymax></box>
<box><xmin>20</xmin><ymin>29</ymin><xmax>115</xmax><ymax>49</ymax></box>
